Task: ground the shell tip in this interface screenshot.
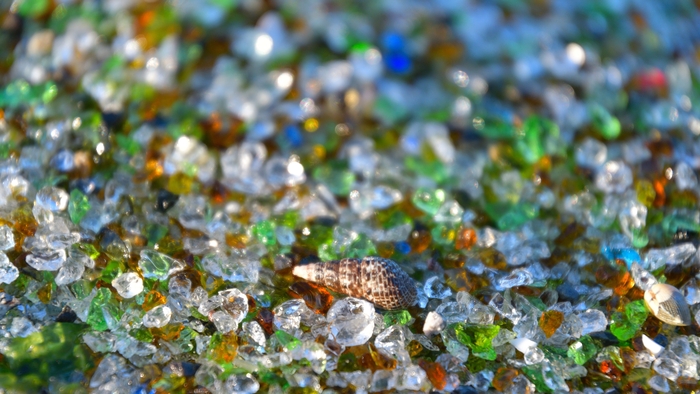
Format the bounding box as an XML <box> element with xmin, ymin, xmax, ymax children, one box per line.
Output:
<box><xmin>292</xmin><ymin>264</ymin><xmax>313</xmax><ymax>280</ymax></box>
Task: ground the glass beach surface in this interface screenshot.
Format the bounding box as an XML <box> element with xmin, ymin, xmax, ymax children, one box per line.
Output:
<box><xmin>0</xmin><ymin>0</ymin><xmax>700</xmax><ymax>392</ymax></box>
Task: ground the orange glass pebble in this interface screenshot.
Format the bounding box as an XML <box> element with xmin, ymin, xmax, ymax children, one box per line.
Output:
<box><xmin>155</xmin><ymin>235</ymin><xmax>184</xmax><ymax>255</ymax></box>
<box><xmin>478</xmin><ymin>248</ymin><xmax>507</xmax><ymax>270</ymax></box>
<box><xmin>613</xmin><ymin>271</ymin><xmax>635</xmax><ymax>296</ymax></box>
<box><xmin>225</xmin><ymin>233</ymin><xmax>248</xmax><ymax>249</ymax></box>
<box><xmin>455</xmin><ymin>228</ymin><xmax>477</xmax><ymax>250</ymax></box>
<box><xmin>442</xmin><ymin>253</ymin><xmax>466</xmax><ymax>269</ymax></box>
<box><xmin>408</xmin><ymin>229</ymin><xmax>431</xmax><ymax>254</ymax></box>
<box><xmin>376</xmin><ymin>242</ymin><xmax>395</xmax><ymax>258</ymax></box>
<box><xmin>208</xmin><ymin>333</ymin><xmax>238</xmax><ymax>363</ymax></box>
<box><xmin>343</xmin><ymin>344</ymin><xmax>397</xmax><ymax>371</ymax></box>
<box><xmin>11</xmin><ymin>204</ymin><xmax>37</xmax><ymax>238</ymax></box>
<box><xmin>619</xmin><ymin>347</ymin><xmax>636</xmax><ymax>372</ymax></box>
<box><xmin>150</xmin><ymin>323</ymin><xmax>184</xmax><ymax>341</ymax></box>
<box><xmin>554</xmin><ymin>222</ymin><xmax>585</xmax><ymax>247</ymax></box>
<box><xmin>492</xmin><ymin>368</ymin><xmax>519</xmax><ymax>392</ymax></box>
<box><xmin>365</xmin><ymin>344</ymin><xmax>397</xmax><ymax>371</ymax></box>
<box><xmin>255</xmin><ymin>308</ymin><xmax>275</xmax><ymax>335</ymax></box>
<box><xmin>599</xmin><ymin>360</ymin><xmax>622</xmax><ymax>381</ymax></box>
<box><xmin>144</xmin><ymin>159</ymin><xmax>164</xmax><ymax>181</ymax></box>
<box><xmin>289</xmin><ymin>281</ymin><xmax>333</xmax><ymax>314</ymax></box>
<box><xmin>209</xmin><ymin>181</ymin><xmax>230</xmax><ymax>205</ymax></box>
<box><xmin>418</xmin><ymin>359</ymin><xmax>447</xmax><ymax>390</ymax></box>
<box><xmin>407</xmin><ymin>340</ymin><xmax>423</xmax><ymax>358</ymax></box>
<box><xmin>670</xmin><ymin>189</ymin><xmax>698</xmax><ymax>209</ymax></box>
<box><xmin>595</xmin><ymin>264</ymin><xmax>634</xmax><ymax>296</ymax></box>
<box><xmin>653</xmin><ymin>178</ymin><xmax>666</xmax><ymax>207</ymax></box>
<box><xmin>595</xmin><ymin>264</ymin><xmax>618</xmax><ymax>287</ymax></box>
<box><xmin>444</xmin><ymin>269</ymin><xmax>473</xmax><ymax>293</ymax></box>
<box><xmin>677</xmin><ymin>377</ymin><xmax>700</xmax><ymax>390</ymax></box>
<box><xmin>37</xmin><ymin>282</ymin><xmax>53</xmax><ymax>304</ymax></box>
<box><xmin>539</xmin><ymin>310</ymin><xmax>564</xmax><ymax>338</ymax></box>
<box><xmin>142</xmin><ymin>290</ymin><xmax>167</xmax><ymax>311</ymax></box>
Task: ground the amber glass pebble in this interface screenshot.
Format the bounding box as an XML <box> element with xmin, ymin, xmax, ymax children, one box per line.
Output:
<box><xmin>289</xmin><ymin>281</ymin><xmax>333</xmax><ymax>313</ymax></box>
<box><xmin>143</xmin><ymin>290</ymin><xmax>167</xmax><ymax>311</ymax></box>
<box><xmin>539</xmin><ymin>310</ymin><xmax>565</xmax><ymax>338</ymax></box>
<box><xmin>418</xmin><ymin>359</ymin><xmax>447</xmax><ymax>390</ymax></box>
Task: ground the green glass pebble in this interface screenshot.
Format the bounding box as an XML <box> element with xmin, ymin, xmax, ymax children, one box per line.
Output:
<box><xmin>478</xmin><ymin>116</ymin><xmax>514</xmax><ymax>139</ymax></box>
<box><xmin>567</xmin><ymin>335</ymin><xmax>597</xmax><ymax>365</ymax></box>
<box><xmin>146</xmin><ymin>223</ymin><xmax>169</xmax><ymax>245</ymax></box>
<box><xmin>498</xmin><ymin>203</ymin><xmax>538</xmax><ymax>230</ymax></box>
<box><xmin>252</xmin><ymin>220</ymin><xmax>277</xmax><ymax>246</ymax></box>
<box><xmin>521</xmin><ymin>365</ymin><xmax>553</xmax><ymax>394</ymax></box>
<box><xmin>139</xmin><ymin>250</ymin><xmax>177</xmax><ymax>281</ymax></box>
<box><xmin>76</xmin><ymin>243</ymin><xmax>100</xmax><ymax>260</ymax></box>
<box><xmin>312</xmin><ymin>161</ymin><xmax>355</xmax><ymax>196</ymax></box>
<box><xmin>100</xmin><ymin>261</ymin><xmax>124</xmax><ymax>283</ymax></box>
<box><xmin>405</xmin><ymin>157</ymin><xmax>449</xmax><ymax>183</ymax></box>
<box><xmin>431</xmin><ymin>224</ymin><xmax>455</xmax><ymax>245</ymax></box>
<box><xmin>346</xmin><ymin>234</ymin><xmax>377</xmax><ymax>258</ymax></box>
<box><xmin>373</xmin><ymin>96</ymin><xmax>408</xmax><ymax>125</ymax></box>
<box><xmin>41</xmin><ymin>83</ymin><xmax>58</xmax><ymax>103</ymax></box>
<box><xmin>87</xmin><ymin>288</ymin><xmax>120</xmax><ymax>331</ymax></box>
<box><xmin>115</xmin><ymin>134</ymin><xmax>140</xmax><ymax>156</ymax></box>
<box><xmin>0</xmin><ymin>142</ymin><xmax>13</xmax><ymax>160</ymax></box>
<box><xmin>274</xmin><ymin>211</ymin><xmax>300</xmax><ymax>229</ymax></box>
<box><xmin>258</xmin><ymin>371</ymin><xmax>289</xmax><ymax>388</ymax></box>
<box><xmin>130</xmin><ymin>328</ymin><xmax>154</xmax><ymax>343</ymax></box>
<box><xmin>317</xmin><ymin>241</ymin><xmax>338</xmax><ymax>262</ymax></box>
<box><xmin>68</xmin><ymin>189</ymin><xmax>91</xmax><ymax>224</ymax></box>
<box><xmin>300</xmin><ymin>225</ymin><xmax>333</xmax><ymax>249</ymax></box>
<box><xmin>590</xmin><ymin>104</ymin><xmax>621</xmax><ymax>140</ymax></box>
<box><xmin>609</xmin><ymin>312</ymin><xmax>638</xmax><ymax>341</ymax></box>
<box><xmin>383</xmin><ymin>310</ymin><xmax>412</xmax><ymax>326</ymax></box>
<box><xmin>625</xmin><ymin>300</ymin><xmax>648</xmax><ymax>326</ymax></box>
<box><xmin>631</xmin><ymin>227</ymin><xmax>649</xmax><ymax>248</ymax></box>
<box><xmin>411</xmin><ymin>188</ymin><xmax>446</xmax><ymax>216</ymax></box>
<box><xmin>464</xmin><ymin>355</ymin><xmax>487</xmax><ymax>373</ymax></box>
<box><xmin>0</xmin><ymin>323</ymin><xmax>93</xmax><ymax>392</ymax></box>
<box><xmin>70</xmin><ymin>279</ymin><xmax>93</xmax><ymax>300</ymax></box>
<box><xmin>453</xmin><ymin>323</ymin><xmax>500</xmax><ymax>360</ymax></box>
<box><xmin>514</xmin><ymin>115</ymin><xmax>559</xmax><ymax>164</ymax></box>
<box><xmin>17</xmin><ymin>0</ymin><xmax>50</xmax><ymax>17</ymax></box>
<box><xmin>172</xmin><ymin>327</ymin><xmax>196</xmax><ymax>353</ymax></box>
<box><xmin>379</xmin><ymin>210</ymin><xmax>412</xmax><ymax>229</ymax></box>
<box><xmin>274</xmin><ymin>330</ymin><xmax>301</xmax><ymax>351</ymax></box>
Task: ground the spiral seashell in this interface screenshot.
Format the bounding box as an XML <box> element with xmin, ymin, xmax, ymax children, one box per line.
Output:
<box><xmin>644</xmin><ymin>283</ymin><xmax>691</xmax><ymax>326</ymax></box>
<box><xmin>292</xmin><ymin>256</ymin><xmax>417</xmax><ymax>310</ymax></box>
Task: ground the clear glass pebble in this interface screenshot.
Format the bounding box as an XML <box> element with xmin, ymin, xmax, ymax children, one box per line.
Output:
<box><xmin>595</xmin><ymin>161</ymin><xmax>633</xmax><ymax>194</ymax></box>
<box><xmin>578</xmin><ymin>309</ymin><xmax>608</xmax><ymax>335</ymax></box>
<box><xmin>576</xmin><ymin>138</ymin><xmax>607</xmax><ymax>169</ymax></box>
<box><xmin>424</xmin><ymin>276</ymin><xmax>453</xmax><ymax>299</ymax></box>
<box><xmin>143</xmin><ymin>305</ymin><xmax>173</xmax><ymax>328</ymax></box>
<box><xmin>648</xmin><ymin>375</ymin><xmax>670</xmax><ymax>393</ymax></box>
<box><xmin>326</xmin><ymin>298</ymin><xmax>375</xmax><ymax>346</ymax></box>
<box><xmin>0</xmin><ymin>252</ymin><xmax>19</xmax><ymax>284</ymax></box>
<box><xmin>653</xmin><ymin>357</ymin><xmax>681</xmax><ymax>380</ymax></box>
<box><xmin>0</xmin><ymin>226</ymin><xmax>15</xmax><ymax>251</ymax></box>
<box><xmin>111</xmin><ymin>272</ymin><xmax>144</xmax><ymax>299</ymax></box>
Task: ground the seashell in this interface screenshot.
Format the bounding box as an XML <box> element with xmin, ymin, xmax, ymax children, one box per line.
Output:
<box><xmin>644</xmin><ymin>283</ymin><xmax>691</xmax><ymax>326</ymax></box>
<box><xmin>292</xmin><ymin>256</ymin><xmax>417</xmax><ymax>310</ymax></box>
<box><xmin>641</xmin><ymin>334</ymin><xmax>664</xmax><ymax>356</ymax></box>
<box><xmin>423</xmin><ymin>311</ymin><xmax>446</xmax><ymax>337</ymax></box>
